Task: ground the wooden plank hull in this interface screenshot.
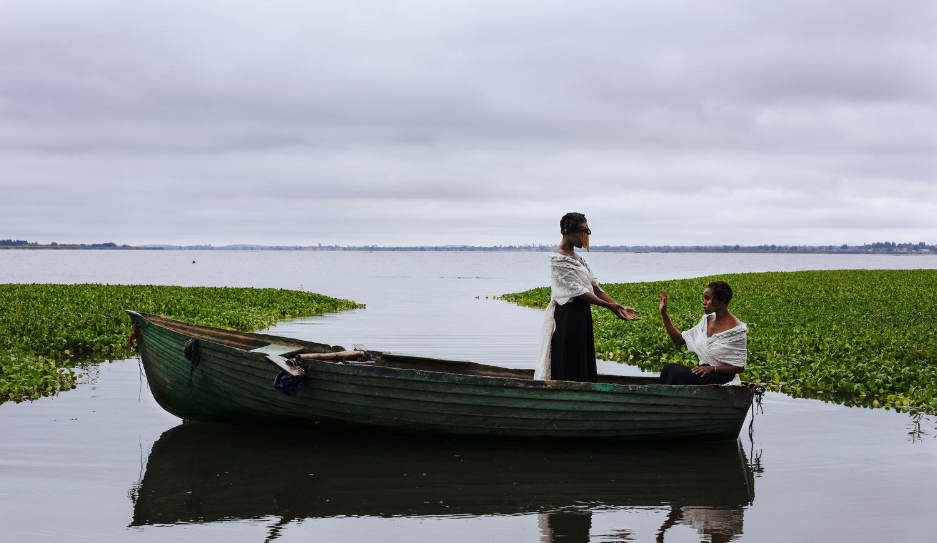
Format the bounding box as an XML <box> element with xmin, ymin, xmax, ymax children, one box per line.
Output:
<box><xmin>129</xmin><ymin>311</ymin><xmax>754</xmax><ymax>440</ymax></box>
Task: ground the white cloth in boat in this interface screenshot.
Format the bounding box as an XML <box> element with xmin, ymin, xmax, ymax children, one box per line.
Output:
<box><xmin>681</xmin><ymin>313</ymin><xmax>748</xmax><ymax>385</ymax></box>
<box><xmin>534</xmin><ymin>253</ymin><xmax>603</xmax><ymax>381</ymax></box>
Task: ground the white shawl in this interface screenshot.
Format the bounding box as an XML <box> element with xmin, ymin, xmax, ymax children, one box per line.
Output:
<box><xmin>534</xmin><ymin>253</ymin><xmax>603</xmax><ymax>380</ymax></box>
<box><xmin>681</xmin><ymin>313</ymin><xmax>748</xmax><ymax>385</ymax></box>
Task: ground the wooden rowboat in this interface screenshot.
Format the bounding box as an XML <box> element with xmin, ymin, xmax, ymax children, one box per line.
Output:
<box><xmin>127</xmin><ymin>311</ymin><xmax>755</xmax><ymax>440</ymax></box>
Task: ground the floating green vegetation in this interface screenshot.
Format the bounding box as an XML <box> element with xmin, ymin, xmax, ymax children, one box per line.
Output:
<box><xmin>0</xmin><ymin>284</ymin><xmax>364</xmax><ymax>403</ymax></box>
<box><xmin>0</xmin><ymin>352</ymin><xmax>78</xmax><ymax>404</ymax></box>
<box><xmin>500</xmin><ymin>269</ymin><xmax>937</xmax><ymax>413</ymax></box>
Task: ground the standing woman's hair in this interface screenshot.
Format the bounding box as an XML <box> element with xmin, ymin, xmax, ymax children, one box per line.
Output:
<box><xmin>706</xmin><ymin>281</ymin><xmax>733</xmax><ymax>305</ymax></box>
<box><xmin>560</xmin><ymin>212</ymin><xmax>587</xmax><ymax>235</ymax></box>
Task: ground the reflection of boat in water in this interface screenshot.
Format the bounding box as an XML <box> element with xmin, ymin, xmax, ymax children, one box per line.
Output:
<box><xmin>127</xmin><ymin>311</ymin><xmax>755</xmax><ymax>440</ymax></box>
<box><xmin>130</xmin><ymin>423</ymin><xmax>755</xmax><ymax>530</ymax></box>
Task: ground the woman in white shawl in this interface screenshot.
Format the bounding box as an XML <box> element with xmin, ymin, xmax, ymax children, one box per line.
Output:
<box><xmin>534</xmin><ymin>213</ymin><xmax>641</xmax><ymax>382</ymax></box>
<box><xmin>658</xmin><ymin>281</ymin><xmax>747</xmax><ymax>385</ymax></box>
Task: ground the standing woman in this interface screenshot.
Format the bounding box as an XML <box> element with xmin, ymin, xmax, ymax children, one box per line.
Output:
<box><xmin>535</xmin><ymin>212</ymin><xmax>641</xmax><ymax>382</ymax></box>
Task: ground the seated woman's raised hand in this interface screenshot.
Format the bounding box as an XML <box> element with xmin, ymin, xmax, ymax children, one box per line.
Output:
<box><xmin>659</xmin><ymin>290</ymin><xmax>669</xmax><ymax>314</ymax></box>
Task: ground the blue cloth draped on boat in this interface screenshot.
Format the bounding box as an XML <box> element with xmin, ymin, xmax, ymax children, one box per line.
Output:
<box><xmin>273</xmin><ymin>371</ymin><xmax>305</xmax><ymax>396</ymax></box>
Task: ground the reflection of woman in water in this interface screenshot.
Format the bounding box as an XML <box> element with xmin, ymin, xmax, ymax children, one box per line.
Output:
<box><xmin>535</xmin><ymin>212</ymin><xmax>640</xmax><ymax>382</ymax></box>
<box><xmin>658</xmin><ymin>281</ymin><xmax>747</xmax><ymax>385</ymax></box>
<box><xmin>655</xmin><ymin>506</ymin><xmax>744</xmax><ymax>543</ymax></box>
<box><xmin>539</xmin><ymin>506</ymin><xmax>744</xmax><ymax>543</ymax></box>
<box><xmin>539</xmin><ymin>511</ymin><xmax>592</xmax><ymax>543</ymax></box>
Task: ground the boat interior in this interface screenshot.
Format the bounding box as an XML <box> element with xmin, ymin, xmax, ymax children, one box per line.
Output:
<box><xmin>136</xmin><ymin>312</ymin><xmax>663</xmax><ymax>387</ymax></box>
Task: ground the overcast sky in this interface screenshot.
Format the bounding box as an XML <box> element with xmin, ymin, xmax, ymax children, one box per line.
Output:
<box><xmin>1</xmin><ymin>0</ymin><xmax>935</xmax><ymax>246</ymax></box>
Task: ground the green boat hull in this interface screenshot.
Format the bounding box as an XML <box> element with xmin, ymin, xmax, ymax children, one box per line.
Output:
<box><xmin>129</xmin><ymin>311</ymin><xmax>755</xmax><ymax>440</ymax></box>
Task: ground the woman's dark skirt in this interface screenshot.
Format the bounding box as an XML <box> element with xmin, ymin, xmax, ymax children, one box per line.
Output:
<box><xmin>551</xmin><ymin>299</ymin><xmax>597</xmax><ymax>382</ymax></box>
<box><xmin>658</xmin><ymin>363</ymin><xmax>734</xmax><ymax>385</ymax></box>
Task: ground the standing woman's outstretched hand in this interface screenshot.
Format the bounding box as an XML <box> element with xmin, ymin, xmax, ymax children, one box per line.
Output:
<box><xmin>614</xmin><ymin>305</ymin><xmax>642</xmax><ymax>321</ymax></box>
<box><xmin>659</xmin><ymin>290</ymin><xmax>668</xmax><ymax>314</ymax></box>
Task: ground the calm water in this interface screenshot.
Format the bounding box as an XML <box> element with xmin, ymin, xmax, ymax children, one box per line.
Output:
<box><xmin>2</xmin><ymin>250</ymin><xmax>936</xmax><ymax>542</ymax></box>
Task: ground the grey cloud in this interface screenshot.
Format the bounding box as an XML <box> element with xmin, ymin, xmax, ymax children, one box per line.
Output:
<box><xmin>1</xmin><ymin>0</ymin><xmax>935</xmax><ymax>246</ymax></box>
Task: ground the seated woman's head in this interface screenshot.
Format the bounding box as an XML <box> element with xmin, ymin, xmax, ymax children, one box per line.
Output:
<box><xmin>560</xmin><ymin>212</ymin><xmax>590</xmax><ymax>250</ymax></box>
<box><xmin>703</xmin><ymin>281</ymin><xmax>733</xmax><ymax>313</ymax></box>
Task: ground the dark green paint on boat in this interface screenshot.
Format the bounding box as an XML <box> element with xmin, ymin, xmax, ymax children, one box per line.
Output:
<box><xmin>128</xmin><ymin>311</ymin><xmax>755</xmax><ymax>440</ymax></box>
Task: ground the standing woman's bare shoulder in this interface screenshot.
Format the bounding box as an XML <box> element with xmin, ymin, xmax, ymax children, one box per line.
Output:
<box><xmin>728</xmin><ymin>312</ymin><xmax>744</xmax><ymax>328</ymax></box>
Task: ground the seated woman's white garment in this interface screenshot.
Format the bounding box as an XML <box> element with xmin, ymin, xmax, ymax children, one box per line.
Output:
<box><xmin>534</xmin><ymin>253</ymin><xmax>603</xmax><ymax>380</ymax></box>
<box><xmin>680</xmin><ymin>313</ymin><xmax>748</xmax><ymax>385</ymax></box>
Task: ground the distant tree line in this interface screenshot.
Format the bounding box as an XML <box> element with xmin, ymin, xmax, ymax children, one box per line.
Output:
<box><xmin>4</xmin><ymin>239</ymin><xmax>934</xmax><ymax>253</ymax></box>
<box><xmin>0</xmin><ymin>240</ymin><xmax>137</xmax><ymax>249</ymax></box>
<box><xmin>592</xmin><ymin>242</ymin><xmax>935</xmax><ymax>254</ymax></box>
<box><xmin>865</xmin><ymin>241</ymin><xmax>927</xmax><ymax>250</ymax></box>
<box><xmin>0</xmin><ymin>239</ymin><xmax>36</xmax><ymax>246</ymax></box>
<box><xmin>154</xmin><ymin>241</ymin><xmax>935</xmax><ymax>253</ymax></box>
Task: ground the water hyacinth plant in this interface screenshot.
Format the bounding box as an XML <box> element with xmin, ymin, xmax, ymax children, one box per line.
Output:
<box><xmin>0</xmin><ymin>352</ymin><xmax>78</xmax><ymax>403</ymax></box>
<box><xmin>500</xmin><ymin>269</ymin><xmax>937</xmax><ymax>413</ymax></box>
<box><xmin>0</xmin><ymin>284</ymin><xmax>364</xmax><ymax>403</ymax></box>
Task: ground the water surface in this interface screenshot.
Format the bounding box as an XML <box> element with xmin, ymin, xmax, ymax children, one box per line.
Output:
<box><xmin>1</xmin><ymin>251</ymin><xmax>936</xmax><ymax>542</ymax></box>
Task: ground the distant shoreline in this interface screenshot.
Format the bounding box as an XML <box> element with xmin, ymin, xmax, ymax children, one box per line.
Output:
<box><xmin>2</xmin><ymin>244</ymin><xmax>933</xmax><ymax>255</ymax></box>
<box><xmin>0</xmin><ymin>245</ymin><xmax>162</xmax><ymax>250</ymax></box>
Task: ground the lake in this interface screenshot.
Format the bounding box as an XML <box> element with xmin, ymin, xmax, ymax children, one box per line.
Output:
<box><xmin>2</xmin><ymin>250</ymin><xmax>936</xmax><ymax>542</ymax></box>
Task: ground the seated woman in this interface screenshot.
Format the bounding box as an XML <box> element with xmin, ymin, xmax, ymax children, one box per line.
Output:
<box><xmin>658</xmin><ymin>281</ymin><xmax>747</xmax><ymax>385</ymax></box>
